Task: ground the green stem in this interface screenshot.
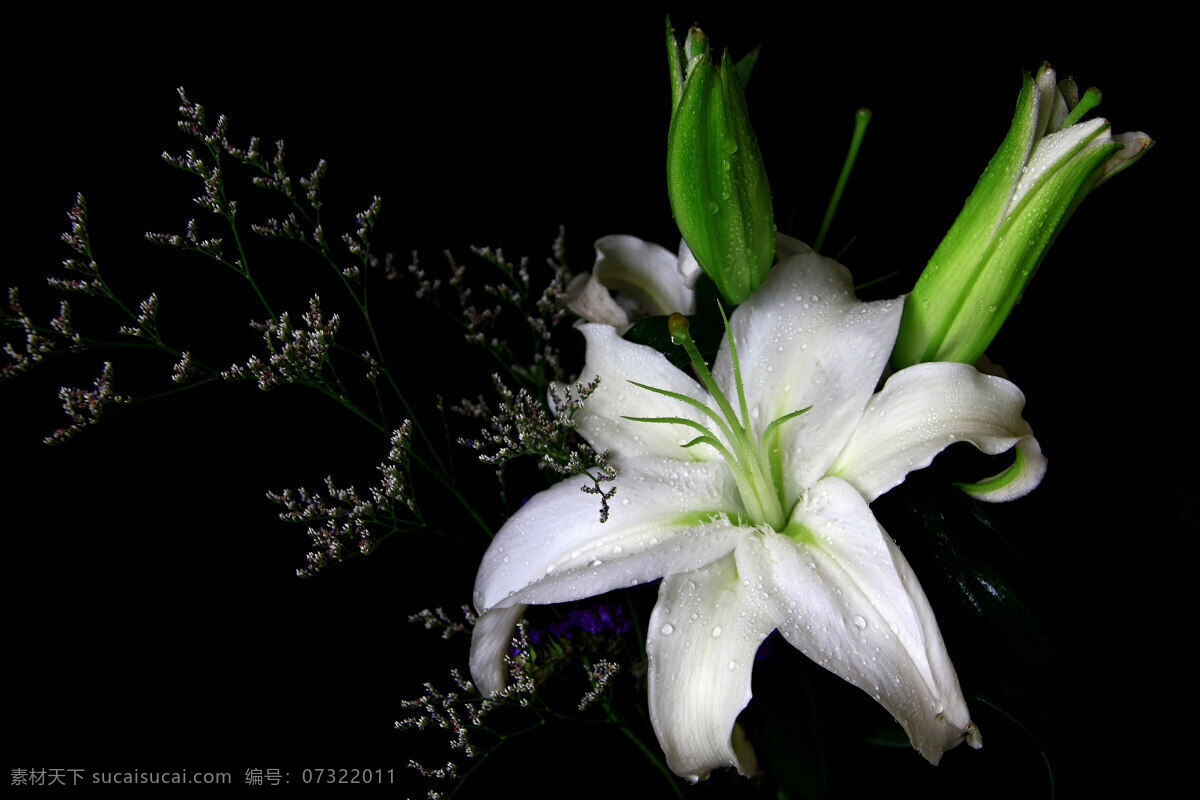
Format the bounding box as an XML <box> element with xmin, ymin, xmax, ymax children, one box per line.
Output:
<box><xmin>604</xmin><ymin>700</ymin><xmax>686</xmax><ymax>799</ymax></box>
<box><xmin>815</xmin><ymin>108</ymin><xmax>871</xmax><ymax>253</ymax></box>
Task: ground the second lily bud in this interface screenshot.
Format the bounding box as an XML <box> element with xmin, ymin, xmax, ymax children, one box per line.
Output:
<box><xmin>892</xmin><ymin>64</ymin><xmax>1152</xmax><ymax>369</ymax></box>
<box><xmin>665</xmin><ymin>20</ymin><xmax>774</xmax><ymax>306</ymax></box>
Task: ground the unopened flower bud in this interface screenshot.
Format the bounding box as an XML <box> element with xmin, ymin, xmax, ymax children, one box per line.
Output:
<box><xmin>892</xmin><ymin>63</ymin><xmax>1152</xmax><ymax>368</ymax></box>
<box><xmin>665</xmin><ymin>19</ymin><xmax>774</xmax><ymax>305</ymax></box>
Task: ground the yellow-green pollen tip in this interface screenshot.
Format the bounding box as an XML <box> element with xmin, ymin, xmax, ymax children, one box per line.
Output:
<box><xmin>667</xmin><ymin>313</ymin><xmax>691</xmax><ymax>341</ymax></box>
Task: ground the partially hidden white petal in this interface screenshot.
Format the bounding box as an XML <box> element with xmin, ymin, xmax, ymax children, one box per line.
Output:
<box><xmin>594</xmin><ymin>234</ymin><xmax>696</xmax><ymax>317</ymax></box>
<box><xmin>714</xmin><ymin>252</ymin><xmax>902</xmax><ymax>503</ymax></box>
<box><xmin>828</xmin><ymin>361</ymin><xmax>1045</xmax><ymax>503</ymax></box>
<box><xmin>737</xmin><ymin>477</ymin><xmax>981</xmax><ymax>763</ymax></box>
<box><xmin>677</xmin><ymin>239</ymin><xmax>703</xmax><ymax>290</ymax></box>
<box><xmin>1099</xmin><ymin>131</ymin><xmax>1153</xmax><ymax>183</ymax></box>
<box><xmin>469</xmin><ymin>604</ymin><xmax>526</xmax><ymax>696</ymax></box>
<box><xmin>564</xmin><ymin>272</ymin><xmax>631</xmax><ymax>329</ymax></box>
<box><xmin>565</xmin><ymin>323</ymin><xmax>719</xmax><ymax>462</ymax></box>
<box><xmin>647</xmin><ymin>551</ymin><xmax>773</xmax><ymax>782</ymax></box>
<box><xmin>774</xmin><ymin>232</ymin><xmax>813</xmax><ymax>260</ymax></box>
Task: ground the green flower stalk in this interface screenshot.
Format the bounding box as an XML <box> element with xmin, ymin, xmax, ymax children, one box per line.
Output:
<box><xmin>892</xmin><ymin>64</ymin><xmax>1152</xmax><ymax>368</ymax></box>
<box><xmin>665</xmin><ymin>19</ymin><xmax>774</xmax><ymax>305</ymax></box>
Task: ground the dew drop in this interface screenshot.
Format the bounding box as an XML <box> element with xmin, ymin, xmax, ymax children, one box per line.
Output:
<box><xmin>611</xmin><ymin>545</ymin><xmax>623</xmax><ymax>554</ymax></box>
<box><xmin>708</xmin><ymin>201</ymin><xmax>719</xmax><ymax>215</ymax></box>
<box><xmin>621</xmin><ymin>497</ymin><xmax>630</xmax><ymax>506</ymax></box>
<box><xmin>727</xmin><ymin>660</ymin><xmax>738</xmax><ymax>670</ymax></box>
<box><xmin>711</xmin><ymin>625</ymin><xmax>723</xmax><ymax>638</ymax></box>
<box><xmin>852</xmin><ymin>615</ymin><xmax>867</xmax><ymax>630</ymax></box>
<box><xmin>660</xmin><ymin>623</ymin><xmax>675</xmax><ymax>636</ymax></box>
<box><xmin>545</xmin><ymin>563</ymin><xmax>556</xmax><ymax>573</ymax></box>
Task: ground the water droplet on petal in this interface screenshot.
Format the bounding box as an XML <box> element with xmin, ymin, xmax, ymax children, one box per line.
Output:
<box><xmin>852</xmin><ymin>615</ymin><xmax>867</xmax><ymax>630</ymax></box>
<box><xmin>660</xmin><ymin>623</ymin><xmax>675</xmax><ymax>636</ymax></box>
<box><xmin>711</xmin><ymin>626</ymin><xmax>723</xmax><ymax>638</ymax></box>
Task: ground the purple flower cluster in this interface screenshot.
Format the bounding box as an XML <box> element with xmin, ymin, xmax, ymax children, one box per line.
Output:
<box><xmin>511</xmin><ymin>604</ymin><xmax>632</xmax><ymax>657</ymax></box>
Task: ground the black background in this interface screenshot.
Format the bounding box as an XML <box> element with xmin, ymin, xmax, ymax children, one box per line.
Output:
<box><xmin>6</xmin><ymin>7</ymin><xmax>1190</xmax><ymax>798</ymax></box>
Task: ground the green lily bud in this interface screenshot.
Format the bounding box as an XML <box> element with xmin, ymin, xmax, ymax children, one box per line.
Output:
<box><xmin>665</xmin><ymin>19</ymin><xmax>774</xmax><ymax>305</ymax></box>
<box><xmin>892</xmin><ymin>63</ymin><xmax>1152</xmax><ymax>368</ymax></box>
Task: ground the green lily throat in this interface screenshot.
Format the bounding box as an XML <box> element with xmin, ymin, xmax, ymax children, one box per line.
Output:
<box><xmin>624</xmin><ymin>312</ymin><xmax>810</xmax><ymax>533</ymax></box>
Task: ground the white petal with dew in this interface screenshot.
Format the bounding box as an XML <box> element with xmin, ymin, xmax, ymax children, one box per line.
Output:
<box><xmin>473</xmin><ymin>457</ymin><xmax>741</xmax><ymax>614</ymax></box>
<box><xmin>737</xmin><ymin>477</ymin><xmax>980</xmax><ymax>763</ymax></box>
<box><xmin>647</xmin><ymin>551</ymin><xmax>773</xmax><ymax>782</ymax></box>
<box><xmin>1009</xmin><ymin>117</ymin><xmax>1109</xmax><ymax>212</ymax></box>
<box><xmin>715</xmin><ymin>252</ymin><xmax>901</xmax><ymax>502</ymax></box>
<box><xmin>828</xmin><ymin>361</ymin><xmax>1044</xmax><ymax>503</ymax></box>
<box><xmin>565</xmin><ymin>324</ymin><xmax>720</xmax><ymax>462</ymax></box>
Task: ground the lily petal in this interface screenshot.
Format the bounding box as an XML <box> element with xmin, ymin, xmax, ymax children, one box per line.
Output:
<box><xmin>566</xmin><ymin>323</ymin><xmax>720</xmax><ymax>462</ymax></box>
<box><xmin>470</xmin><ymin>458</ymin><xmax>744</xmax><ymax>695</ymax></box>
<box><xmin>677</xmin><ymin>239</ymin><xmax>703</xmax><ymax>289</ymax></box>
<box><xmin>715</xmin><ymin>252</ymin><xmax>902</xmax><ymax>501</ymax></box>
<box><xmin>593</xmin><ymin>235</ymin><xmax>697</xmax><ymax>318</ymax></box>
<box><xmin>647</xmin><ymin>551</ymin><xmax>774</xmax><ymax>782</ymax></box>
<box><xmin>737</xmin><ymin>477</ymin><xmax>981</xmax><ymax>763</ymax></box>
<box><xmin>564</xmin><ymin>272</ymin><xmax>631</xmax><ymax>330</ymax></box>
<box><xmin>469</xmin><ymin>604</ymin><xmax>526</xmax><ymax>696</ymax></box>
<box><xmin>473</xmin><ymin>458</ymin><xmax>741</xmax><ymax>614</ymax></box>
<box><xmin>774</xmin><ymin>232</ymin><xmax>813</xmax><ymax>261</ymax></box>
<box><xmin>828</xmin><ymin>361</ymin><xmax>1045</xmax><ymax>503</ymax></box>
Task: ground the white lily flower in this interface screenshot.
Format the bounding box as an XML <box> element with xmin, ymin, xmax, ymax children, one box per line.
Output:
<box><xmin>471</xmin><ymin>246</ymin><xmax>1046</xmax><ymax>781</ymax></box>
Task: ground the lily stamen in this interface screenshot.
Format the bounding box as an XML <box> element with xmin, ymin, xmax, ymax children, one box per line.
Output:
<box><xmin>625</xmin><ymin>313</ymin><xmax>812</xmax><ymax>532</ymax></box>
